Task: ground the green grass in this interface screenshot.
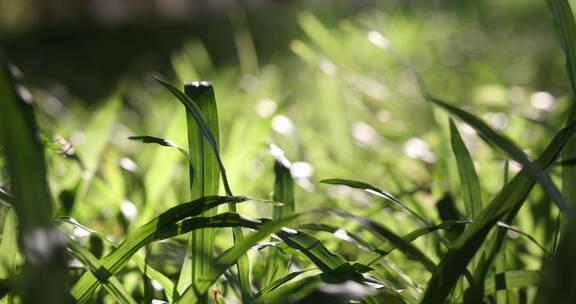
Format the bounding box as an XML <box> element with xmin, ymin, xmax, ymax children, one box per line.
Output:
<box><xmin>1</xmin><ymin>1</ymin><xmax>576</xmax><ymax>303</ymax></box>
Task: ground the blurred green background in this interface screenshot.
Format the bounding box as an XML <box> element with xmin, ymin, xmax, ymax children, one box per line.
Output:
<box><xmin>0</xmin><ymin>1</ymin><xmax>571</xmax><ymax>300</ymax></box>
<box><xmin>0</xmin><ymin>0</ymin><xmax>570</xmax><ymax>235</ymax></box>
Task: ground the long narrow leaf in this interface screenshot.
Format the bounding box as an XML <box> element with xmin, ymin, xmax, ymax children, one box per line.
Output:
<box><xmin>317</xmin><ymin>209</ymin><xmax>437</xmax><ymax>272</ymax></box>
<box><xmin>69</xmin><ymin>196</ymin><xmax>249</xmax><ymax>303</ymax></box>
<box><xmin>56</xmin><ymin>216</ymin><xmax>176</xmax><ymax>301</ymax></box>
<box><xmin>426</xmin><ymin>94</ymin><xmax>569</xmax><ymax>214</ymax></box>
<box><xmin>177</xmin><ymin>82</ymin><xmax>221</xmax><ymax>301</ymax></box>
<box><xmin>320</xmin><ymin>179</ymin><xmax>429</xmax><ymax>224</ymax></box>
<box><xmin>449</xmin><ymin>119</ymin><xmax>483</xmax><ymax>219</ymax></box>
<box><xmin>128</xmin><ymin>135</ymin><xmax>190</xmax><ymax>162</ymax></box>
<box><xmin>263</xmin><ymin>145</ymin><xmax>295</xmax><ymax>286</ymax></box>
<box><xmin>421</xmin><ymin>119</ymin><xmax>576</xmax><ymax>303</ymax></box>
<box><xmin>0</xmin><ymin>54</ymin><xmax>69</xmax><ymax>303</ymax></box>
<box><xmin>66</xmin><ymin>238</ymin><xmax>137</xmax><ymax>304</ymax></box>
<box><xmin>156</xmin><ymin>78</ymin><xmax>251</xmax><ymax>301</ymax></box>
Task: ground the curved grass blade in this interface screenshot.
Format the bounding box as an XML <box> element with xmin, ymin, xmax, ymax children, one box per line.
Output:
<box><xmin>495</xmin><ymin>222</ymin><xmax>549</xmax><ymax>255</ymax></box>
<box><xmin>128</xmin><ymin>135</ymin><xmax>190</xmax><ymax>163</ymax></box>
<box><xmin>426</xmin><ymin>94</ymin><xmax>570</xmax><ymax>214</ymax></box>
<box><xmin>256</xmin><ymin>270</ymin><xmax>313</xmax><ymax>297</ymax></box>
<box><xmin>0</xmin><ymin>54</ymin><xmax>70</xmax><ymax>303</ymax></box>
<box><xmin>155</xmin><ymin>77</ymin><xmax>233</xmax><ymax>196</ymax></box>
<box><xmin>177</xmin><ymin>82</ymin><xmax>221</xmax><ymax>301</ymax></box>
<box><xmin>320</xmin><ymin>179</ymin><xmax>429</xmax><ymax>225</ymax></box>
<box><xmin>263</xmin><ymin>145</ymin><xmax>295</xmax><ymax>287</ymax></box>
<box><xmin>66</xmin><ymin>238</ymin><xmax>137</xmax><ymax>304</ymax></box>
<box><xmin>449</xmin><ymin>119</ymin><xmax>483</xmax><ymax>219</ymax></box>
<box><xmin>176</xmin><ymin>215</ymin><xmax>298</xmax><ymax>303</ymax></box>
<box><xmin>0</xmin><ymin>188</ymin><xmax>14</xmax><ymax>207</ymax></box>
<box><xmin>69</xmin><ymin>196</ymin><xmax>249</xmax><ymax>303</ymax></box>
<box><xmin>358</xmin><ymin>220</ymin><xmax>470</xmax><ymax>267</ymax></box>
<box><xmin>253</xmin><ymin>275</ymin><xmax>321</xmax><ymax>304</ymax></box>
<box><xmin>299</xmin><ymin>223</ymin><xmax>373</xmax><ymax>250</ymax></box>
<box><xmin>317</xmin><ymin>208</ymin><xmax>436</xmax><ymax>272</ymax></box>
<box><xmin>156</xmin><ymin>78</ymin><xmax>251</xmax><ymax>301</ymax></box>
<box><xmin>421</xmin><ymin>119</ymin><xmax>576</xmax><ymax>303</ymax></box>
<box><xmin>162</xmin><ymin>213</ymin><xmax>355</xmax><ymax>284</ymax></box>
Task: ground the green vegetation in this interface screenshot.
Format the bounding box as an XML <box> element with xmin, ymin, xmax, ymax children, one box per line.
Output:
<box><xmin>1</xmin><ymin>0</ymin><xmax>576</xmax><ymax>303</ymax></box>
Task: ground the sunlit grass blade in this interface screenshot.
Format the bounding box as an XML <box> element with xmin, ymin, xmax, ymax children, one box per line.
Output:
<box><xmin>357</xmin><ymin>220</ymin><xmax>469</xmax><ymax>267</ymax></box>
<box><xmin>495</xmin><ymin>222</ymin><xmax>548</xmax><ymax>255</ymax></box>
<box><xmin>69</xmin><ymin>195</ymin><xmax>249</xmax><ymax>303</ymax></box>
<box><xmin>156</xmin><ymin>78</ymin><xmax>251</xmax><ymax>301</ymax></box>
<box><xmin>299</xmin><ymin>223</ymin><xmax>373</xmax><ymax>250</ymax></box>
<box><xmin>154</xmin><ymin>77</ymin><xmax>232</xmax><ymax>196</ymax></box>
<box><xmin>0</xmin><ymin>209</ymin><xmax>19</xmax><ymax>304</ymax></box>
<box><xmin>262</xmin><ymin>145</ymin><xmax>295</xmax><ymax>287</ymax></box>
<box><xmin>176</xmin><ymin>81</ymin><xmax>220</xmax><ymax>301</ymax></box>
<box><xmin>253</xmin><ymin>274</ymin><xmax>321</xmax><ymax>304</ymax></box>
<box><xmin>0</xmin><ymin>53</ymin><xmax>70</xmax><ymax>303</ymax></box>
<box><xmin>449</xmin><ymin>119</ymin><xmax>482</xmax><ymax>219</ymax></box>
<box><xmin>128</xmin><ymin>135</ymin><xmax>190</xmax><ymax>162</ymax></box>
<box><xmin>421</xmin><ymin>119</ymin><xmax>576</xmax><ymax>303</ymax></box>
<box><xmin>0</xmin><ymin>209</ymin><xmax>20</xmax><ymax>278</ymax></box>
<box><xmin>65</xmin><ymin>238</ymin><xmax>137</xmax><ymax>304</ymax></box>
<box><xmin>320</xmin><ymin>179</ymin><xmax>429</xmax><ymax>224</ymax></box>
<box><xmin>0</xmin><ymin>188</ymin><xmax>14</xmax><ymax>207</ymax></box>
<box><xmin>317</xmin><ymin>208</ymin><xmax>436</xmax><ymax>272</ymax></box>
<box><xmin>426</xmin><ymin>94</ymin><xmax>570</xmax><ymax>214</ymax></box>
<box><xmin>256</xmin><ymin>270</ymin><xmax>313</xmax><ymax>297</ymax></box>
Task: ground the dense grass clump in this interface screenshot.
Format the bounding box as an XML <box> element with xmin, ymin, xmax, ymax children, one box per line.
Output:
<box><xmin>1</xmin><ymin>1</ymin><xmax>576</xmax><ymax>303</ymax></box>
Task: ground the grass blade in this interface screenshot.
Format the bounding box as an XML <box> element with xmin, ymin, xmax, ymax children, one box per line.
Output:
<box><xmin>317</xmin><ymin>209</ymin><xmax>437</xmax><ymax>272</ymax></box>
<box><xmin>426</xmin><ymin>94</ymin><xmax>570</xmax><ymax>214</ymax></box>
<box><xmin>421</xmin><ymin>119</ymin><xmax>576</xmax><ymax>303</ymax></box>
<box><xmin>0</xmin><ymin>54</ymin><xmax>70</xmax><ymax>303</ymax></box>
<box><xmin>357</xmin><ymin>219</ymin><xmax>470</xmax><ymax>267</ymax></box>
<box><xmin>176</xmin><ymin>82</ymin><xmax>221</xmax><ymax>301</ymax></box>
<box><xmin>537</xmin><ymin>1</ymin><xmax>576</xmax><ymax>301</ymax></box>
<box><xmin>154</xmin><ymin>78</ymin><xmax>232</xmax><ymax>196</ymax></box>
<box><xmin>128</xmin><ymin>135</ymin><xmax>190</xmax><ymax>162</ymax></box>
<box><xmin>262</xmin><ymin>145</ymin><xmax>295</xmax><ymax>287</ymax></box>
<box><xmin>69</xmin><ymin>195</ymin><xmax>249</xmax><ymax>303</ymax></box>
<box><xmin>0</xmin><ymin>209</ymin><xmax>20</xmax><ymax>279</ymax></box>
<box><xmin>320</xmin><ymin>179</ymin><xmax>429</xmax><ymax>225</ymax></box>
<box><xmin>56</xmin><ymin>216</ymin><xmax>176</xmax><ymax>301</ymax></box>
<box><xmin>0</xmin><ymin>209</ymin><xmax>19</xmax><ymax>304</ymax></box>
<box><xmin>66</xmin><ymin>238</ymin><xmax>137</xmax><ymax>304</ymax></box>
<box><xmin>449</xmin><ymin>119</ymin><xmax>483</xmax><ymax>219</ymax></box>
<box><xmin>156</xmin><ymin>78</ymin><xmax>251</xmax><ymax>301</ymax></box>
<box><xmin>256</xmin><ymin>270</ymin><xmax>313</xmax><ymax>297</ymax></box>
